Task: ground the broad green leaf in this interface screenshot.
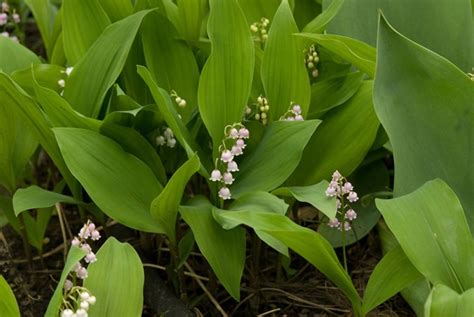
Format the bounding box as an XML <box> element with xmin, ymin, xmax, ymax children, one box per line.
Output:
<box><xmin>272</xmin><ymin>180</ymin><xmax>336</xmax><ymax>219</ymax></box>
<box><xmin>231</xmin><ymin>120</ymin><xmax>320</xmax><ymax>198</ymax></box>
<box><xmin>291</xmin><ymin>81</ymin><xmax>379</xmax><ymax>185</ymax></box>
<box><xmin>376</xmin><ymin>179</ymin><xmax>474</xmax><ymax>293</ymax></box>
<box><xmin>12</xmin><ymin>64</ymin><xmax>64</xmax><ymax>96</ymax></box>
<box><xmin>54</xmin><ymin>128</ymin><xmax>165</xmax><ymax>233</ymax></box>
<box><xmin>141</xmin><ymin>11</ymin><xmax>199</xmax><ymax>122</ymax></box>
<box><xmin>176</xmin><ymin>0</ymin><xmax>208</xmax><ymax>41</ymax></box>
<box><xmin>237</xmin><ymin>0</ymin><xmax>280</xmax><ymax>26</ymax></box>
<box><xmin>84</xmin><ymin>237</ymin><xmax>144</xmax><ymax>317</ymax></box>
<box><xmin>64</xmin><ymin>10</ymin><xmax>152</xmax><ymax>118</ymax></box>
<box><xmin>261</xmin><ymin>0</ymin><xmax>310</xmax><ymax>120</ymax></box>
<box><xmin>197</xmin><ymin>0</ymin><xmax>254</xmax><ymax>146</ymax></box>
<box><xmin>302</xmin><ymin>0</ymin><xmax>344</xmax><ymax>33</ymax></box>
<box><xmin>212</xmin><ymin>210</ymin><xmax>362</xmax><ymax>313</ymax></box>
<box><xmin>296</xmin><ymin>33</ymin><xmax>376</xmax><ymax>77</ymax></box>
<box><xmin>180</xmin><ymin>198</ymin><xmax>246</xmax><ymax>300</ymax></box>
<box><xmin>99</xmin><ymin>0</ymin><xmax>133</xmax><ymax>22</ymax></box>
<box><xmin>50</xmin><ymin>33</ymin><xmax>67</xmax><ymax>66</ymax></box>
<box><xmin>45</xmin><ymin>247</ymin><xmax>87</xmax><ymax>317</ymax></box>
<box><xmin>151</xmin><ymin>154</ymin><xmax>200</xmax><ymax>242</ymax></box>
<box><xmin>0</xmin><ymin>37</ymin><xmax>40</xmax><ymax>75</ymax></box>
<box><xmin>100</xmin><ymin>123</ymin><xmax>167</xmax><ymax>185</ymax></box>
<box><xmin>13</xmin><ymin>185</ymin><xmax>81</xmax><ymax>216</ymax></box>
<box><xmin>308</xmin><ymin>71</ymin><xmax>363</xmax><ymax>117</ymax></box>
<box><xmin>63</xmin><ymin>0</ymin><xmax>111</xmax><ymax>64</ymax></box>
<box><xmin>24</xmin><ymin>0</ymin><xmax>57</xmax><ymax>57</ymax></box>
<box><xmin>324</xmin><ymin>0</ymin><xmax>473</xmax><ymax>71</ymax></box>
<box><xmin>374</xmin><ymin>16</ymin><xmax>474</xmax><ymax>231</ymax></box>
<box><xmin>424</xmin><ymin>285</ymin><xmax>474</xmax><ymax>317</ymax></box>
<box><xmin>0</xmin><ymin>275</ymin><xmax>20</xmax><ymax>317</ymax></box>
<box><xmin>362</xmin><ymin>246</ymin><xmax>423</xmax><ymax>315</ymax></box>
<box><xmin>293</xmin><ymin>0</ymin><xmax>322</xmax><ymax>30</ymax></box>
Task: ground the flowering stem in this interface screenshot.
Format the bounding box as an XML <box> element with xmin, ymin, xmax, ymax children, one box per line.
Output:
<box><xmin>341</xmin><ymin>196</ymin><xmax>348</xmax><ymax>273</ymax></box>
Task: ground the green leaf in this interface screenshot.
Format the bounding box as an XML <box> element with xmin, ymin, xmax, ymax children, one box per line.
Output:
<box><xmin>272</xmin><ymin>180</ymin><xmax>336</xmax><ymax>219</ymax></box>
<box><xmin>424</xmin><ymin>285</ymin><xmax>474</xmax><ymax>317</ymax></box>
<box><xmin>197</xmin><ymin>0</ymin><xmax>254</xmax><ymax>146</ymax></box>
<box><xmin>84</xmin><ymin>237</ymin><xmax>144</xmax><ymax>317</ymax></box>
<box><xmin>231</xmin><ymin>120</ymin><xmax>320</xmax><ymax>198</ymax></box>
<box><xmin>324</xmin><ymin>0</ymin><xmax>473</xmax><ymax>72</ymax></box>
<box><xmin>302</xmin><ymin>0</ymin><xmax>344</xmax><ymax>33</ymax></box>
<box><xmin>11</xmin><ymin>64</ymin><xmax>64</xmax><ymax>97</ymax></box>
<box><xmin>63</xmin><ymin>10</ymin><xmax>152</xmax><ymax>118</ymax></box>
<box><xmin>45</xmin><ymin>247</ymin><xmax>87</xmax><ymax>317</ymax></box>
<box><xmin>54</xmin><ymin>128</ymin><xmax>165</xmax><ymax>233</ymax></box>
<box><xmin>362</xmin><ymin>246</ymin><xmax>423</xmax><ymax>315</ymax></box>
<box><xmin>63</xmin><ymin>0</ymin><xmax>111</xmax><ymax>64</ymax></box>
<box><xmin>13</xmin><ymin>185</ymin><xmax>81</xmax><ymax>216</ymax></box>
<box><xmin>261</xmin><ymin>0</ymin><xmax>310</xmax><ymax>120</ymax></box>
<box><xmin>24</xmin><ymin>0</ymin><xmax>57</xmax><ymax>58</ymax></box>
<box><xmin>151</xmin><ymin>154</ymin><xmax>200</xmax><ymax>242</ymax></box>
<box><xmin>376</xmin><ymin>179</ymin><xmax>474</xmax><ymax>293</ymax></box>
<box><xmin>308</xmin><ymin>71</ymin><xmax>363</xmax><ymax>117</ymax></box>
<box><xmin>141</xmin><ymin>11</ymin><xmax>199</xmax><ymax>122</ymax></box>
<box><xmin>291</xmin><ymin>81</ymin><xmax>379</xmax><ymax>185</ymax></box>
<box><xmin>99</xmin><ymin>0</ymin><xmax>133</xmax><ymax>22</ymax></box>
<box><xmin>0</xmin><ymin>37</ymin><xmax>40</xmax><ymax>75</ymax></box>
<box><xmin>374</xmin><ymin>15</ymin><xmax>474</xmax><ymax>231</ymax></box>
<box><xmin>180</xmin><ymin>198</ymin><xmax>246</xmax><ymax>300</ymax></box>
<box><xmin>176</xmin><ymin>0</ymin><xmax>208</xmax><ymax>41</ymax></box>
<box><xmin>0</xmin><ymin>275</ymin><xmax>20</xmax><ymax>317</ymax></box>
<box><xmin>296</xmin><ymin>33</ymin><xmax>376</xmax><ymax>77</ymax></box>
<box><xmin>237</xmin><ymin>0</ymin><xmax>280</xmax><ymax>27</ymax></box>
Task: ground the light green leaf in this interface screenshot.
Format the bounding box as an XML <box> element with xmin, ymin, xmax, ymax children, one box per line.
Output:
<box><xmin>261</xmin><ymin>0</ymin><xmax>310</xmax><ymax>120</ymax></box>
<box><xmin>0</xmin><ymin>275</ymin><xmax>20</xmax><ymax>317</ymax></box>
<box><xmin>45</xmin><ymin>247</ymin><xmax>87</xmax><ymax>317</ymax></box>
<box><xmin>302</xmin><ymin>0</ymin><xmax>344</xmax><ymax>33</ymax></box>
<box><xmin>141</xmin><ymin>11</ymin><xmax>199</xmax><ymax>122</ymax></box>
<box><xmin>291</xmin><ymin>81</ymin><xmax>379</xmax><ymax>185</ymax></box>
<box><xmin>362</xmin><ymin>246</ymin><xmax>423</xmax><ymax>315</ymax></box>
<box><xmin>180</xmin><ymin>198</ymin><xmax>246</xmax><ymax>300</ymax></box>
<box><xmin>374</xmin><ymin>15</ymin><xmax>474</xmax><ymax>231</ymax></box>
<box><xmin>64</xmin><ymin>10</ymin><xmax>152</xmax><ymax>118</ymax></box>
<box><xmin>376</xmin><ymin>179</ymin><xmax>474</xmax><ymax>293</ymax></box>
<box><xmin>151</xmin><ymin>154</ymin><xmax>200</xmax><ymax>242</ymax></box>
<box><xmin>197</xmin><ymin>0</ymin><xmax>254</xmax><ymax>146</ymax></box>
<box><xmin>176</xmin><ymin>0</ymin><xmax>208</xmax><ymax>41</ymax></box>
<box><xmin>54</xmin><ymin>128</ymin><xmax>165</xmax><ymax>233</ymax></box>
<box><xmin>424</xmin><ymin>285</ymin><xmax>474</xmax><ymax>317</ymax></box>
<box><xmin>272</xmin><ymin>180</ymin><xmax>336</xmax><ymax>219</ymax></box>
<box><xmin>84</xmin><ymin>237</ymin><xmax>144</xmax><ymax>317</ymax></box>
<box><xmin>324</xmin><ymin>0</ymin><xmax>473</xmax><ymax>72</ymax></box>
<box><xmin>63</xmin><ymin>0</ymin><xmax>111</xmax><ymax>64</ymax></box>
<box><xmin>12</xmin><ymin>64</ymin><xmax>64</xmax><ymax>97</ymax></box>
<box><xmin>231</xmin><ymin>120</ymin><xmax>320</xmax><ymax>198</ymax></box>
<box><xmin>296</xmin><ymin>33</ymin><xmax>376</xmax><ymax>77</ymax></box>
<box><xmin>13</xmin><ymin>185</ymin><xmax>81</xmax><ymax>216</ymax></box>
<box><xmin>24</xmin><ymin>0</ymin><xmax>57</xmax><ymax>58</ymax></box>
<box><xmin>237</xmin><ymin>0</ymin><xmax>280</xmax><ymax>27</ymax></box>
<box><xmin>99</xmin><ymin>0</ymin><xmax>133</xmax><ymax>22</ymax></box>
<box><xmin>0</xmin><ymin>37</ymin><xmax>40</xmax><ymax>75</ymax></box>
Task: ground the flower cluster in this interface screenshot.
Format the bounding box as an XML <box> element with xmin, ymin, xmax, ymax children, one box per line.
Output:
<box><xmin>280</xmin><ymin>103</ymin><xmax>304</xmax><ymax>121</ymax></box>
<box><xmin>156</xmin><ymin>127</ymin><xmax>177</xmax><ymax>148</ymax></box>
<box><xmin>0</xmin><ymin>2</ymin><xmax>20</xmax><ymax>43</ymax></box>
<box><xmin>325</xmin><ymin>171</ymin><xmax>358</xmax><ymax>231</ymax></box>
<box><xmin>304</xmin><ymin>45</ymin><xmax>320</xmax><ymax>78</ymax></box>
<box><xmin>60</xmin><ymin>221</ymin><xmax>101</xmax><ymax>317</ymax></box>
<box><xmin>171</xmin><ymin>90</ymin><xmax>187</xmax><ymax>108</ymax></box>
<box><xmin>245</xmin><ymin>95</ymin><xmax>270</xmax><ymax>125</ymax></box>
<box><xmin>210</xmin><ymin>123</ymin><xmax>250</xmax><ymax>200</ymax></box>
<box><xmin>250</xmin><ymin>17</ymin><xmax>269</xmax><ymax>44</ymax></box>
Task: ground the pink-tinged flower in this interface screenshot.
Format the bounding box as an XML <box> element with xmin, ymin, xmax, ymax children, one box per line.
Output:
<box><xmin>220</xmin><ymin>150</ymin><xmax>234</xmax><ymax>163</ymax></box>
<box><xmin>1</xmin><ymin>2</ymin><xmax>9</xmax><ymax>12</ymax></box>
<box><xmin>0</xmin><ymin>13</ymin><xmax>7</xmax><ymax>26</ymax></box>
<box><xmin>12</xmin><ymin>13</ymin><xmax>19</xmax><ymax>23</ymax></box>
<box><xmin>64</xmin><ymin>279</ymin><xmax>73</xmax><ymax>291</ymax></box>
<box><xmin>227</xmin><ymin>161</ymin><xmax>239</xmax><ymax>172</ymax></box>
<box><xmin>340</xmin><ymin>221</ymin><xmax>351</xmax><ymax>231</ymax></box>
<box><xmin>328</xmin><ymin>218</ymin><xmax>340</xmax><ymax>228</ymax></box>
<box><xmin>347</xmin><ymin>191</ymin><xmax>359</xmax><ymax>203</ymax></box>
<box><xmin>222</xmin><ymin>172</ymin><xmax>234</xmax><ymax>185</ymax></box>
<box><xmin>332</xmin><ymin>170</ymin><xmax>342</xmax><ymax>181</ymax></box>
<box><xmin>294</xmin><ymin>114</ymin><xmax>304</xmax><ymax>121</ymax></box>
<box><xmin>90</xmin><ymin>230</ymin><xmax>101</xmax><ymax>241</ymax></box>
<box><xmin>61</xmin><ymin>309</ymin><xmax>74</xmax><ymax>317</ymax></box>
<box><xmin>81</xmin><ymin>243</ymin><xmax>91</xmax><ymax>253</ymax></box>
<box><xmin>336</xmin><ymin>198</ymin><xmax>341</xmax><ymax>209</ymax></box>
<box><xmin>1</xmin><ymin>31</ymin><xmax>8</xmax><ymax>37</ymax></box>
<box><xmin>209</xmin><ymin>169</ymin><xmax>222</xmax><ymax>182</ymax></box>
<box><xmin>345</xmin><ymin>209</ymin><xmax>357</xmax><ymax>221</ymax></box>
<box><xmin>76</xmin><ymin>266</ymin><xmax>88</xmax><ymax>279</ymax></box>
<box><xmin>85</xmin><ymin>252</ymin><xmax>97</xmax><ymax>263</ymax></box>
<box><xmin>231</xmin><ymin>145</ymin><xmax>243</xmax><ymax>156</ymax></box>
<box><xmin>236</xmin><ymin>139</ymin><xmax>246</xmax><ymax>149</ymax></box>
<box><xmin>218</xmin><ymin>187</ymin><xmax>231</xmax><ymax>200</ymax></box>
<box><xmin>238</xmin><ymin>128</ymin><xmax>250</xmax><ymax>139</ymax></box>
<box><xmin>80</xmin><ymin>291</ymin><xmax>90</xmax><ymax>301</ymax></box>
<box><xmin>228</xmin><ymin>128</ymin><xmax>239</xmax><ymax>139</ymax></box>
<box><xmin>325</xmin><ymin>186</ymin><xmax>337</xmax><ymax>197</ymax></box>
<box><xmin>10</xmin><ymin>35</ymin><xmax>18</xmax><ymax>43</ymax></box>
<box><xmin>292</xmin><ymin>104</ymin><xmax>302</xmax><ymax>114</ymax></box>
<box><xmin>71</xmin><ymin>237</ymin><xmax>80</xmax><ymax>247</ymax></box>
<box><xmin>342</xmin><ymin>182</ymin><xmax>353</xmax><ymax>194</ymax></box>
<box><xmin>87</xmin><ymin>223</ymin><xmax>95</xmax><ymax>232</ymax></box>
<box><xmin>286</xmin><ymin>116</ymin><xmax>295</xmax><ymax>121</ymax></box>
